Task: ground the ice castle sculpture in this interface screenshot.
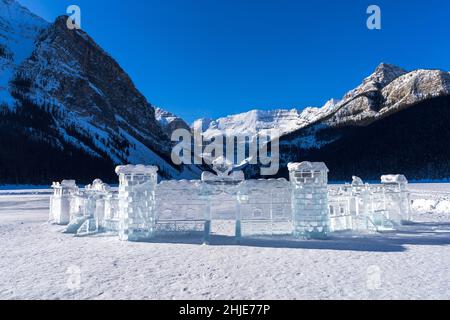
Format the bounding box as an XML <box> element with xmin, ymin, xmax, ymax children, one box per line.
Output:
<box><xmin>49</xmin><ymin>161</ymin><xmax>412</xmax><ymax>243</ymax></box>
<box><xmin>327</xmin><ymin>174</ymin><xmax>411</xmax><ymax>232</ymax></box>
<box><xmin>61</xmin><ymin>178</ymin><xmax>112</xmax><ymax>236</ymax></box>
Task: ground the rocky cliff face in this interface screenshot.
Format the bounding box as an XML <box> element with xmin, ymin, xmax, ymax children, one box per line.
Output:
<box><xmin>325</xmin><ymin>63</ymin><xmax>450</xmax><ymax>127</ymax></box>
<box><xmin>0</xmin><ymin>1</ymin><xmax>199</xmax><ymax>183</ymax></box>
<box><xmin>14</xmin><ymin>16</ymin><xmax>170</xmax><ymax>159</ymax></box>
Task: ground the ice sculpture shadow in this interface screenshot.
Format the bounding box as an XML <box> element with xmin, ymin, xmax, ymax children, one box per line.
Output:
<box><xmin>140</xmin><ymin>221</ymin><xmax>450</xmax><ymax>253</ymax></box>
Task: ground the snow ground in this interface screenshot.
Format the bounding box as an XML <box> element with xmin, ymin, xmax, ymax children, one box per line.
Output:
<box><xmin>0</xmin><ymin>184</ymin><xmax>449</xmax><ymax>300</ymax></box>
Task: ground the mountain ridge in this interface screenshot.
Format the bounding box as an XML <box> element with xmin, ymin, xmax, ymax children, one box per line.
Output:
<box><xmin>196</xmin><ymin>63</ymin><xmax>449</xmax><ymax>137</ymax></box>
<box><xmin>192</xmin><ymin>63</ymin><xmax>450</xmax><ymax>180</ymax></box>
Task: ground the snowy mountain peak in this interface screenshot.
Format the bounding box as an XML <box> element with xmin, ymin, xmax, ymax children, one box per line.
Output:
<box><xmin>0</xmin><ymin>0</ymin><xmax>48</xmax><ymax>32</ymax></box>
<box><xmin>192</xmin><ymin>118</ymin><xmax>214</xmax><ymax>132</ymax></box>
<box><xmin>321</xmin><ymin>98</ymin><xmax>339</xmax><ymax>111</ymax></box>
<box><xmin>155</xmin><ymin>107</ymin><xmax>177</xmax><ymax>121</ymax></box>
<box><xmin>195</xmin><ymin>106</ymin><xmax>337</xmax><ymax>139</ymax></box>
<box><xmin>370</xmin><ymin>63</ymin><xmax>408</xmax><ymax>87</ymax></box>
<box><xmin>155</xmin><ymin>107</ymin><xmax>190</xmax><ymax>137</ymax></box>
<box><xmin>198</xmin><ymin>109</ymin><xmax>300</xmax><ymax>137</ymax></box>
<box><xmin>343</xmin><ymin>63</ymin><xmax>408</xmax><ymax>101</ymax></box>
<box><xmin>327</xmin><ymin>64</ymin><xmax>450</xmax><ymax>127</ymax></box>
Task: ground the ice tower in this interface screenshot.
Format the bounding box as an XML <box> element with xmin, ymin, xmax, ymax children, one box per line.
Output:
<box><xmin>288</xmin><ymin>162</ymin><xmax>330</xmax><ymax>239</ymax></box>
<box><xmin>381</xmin><ymin>175</ymin><xmax>411</xmax><ymax>224</ymax></box>
<box><xmin>49</xmin><ymin>180</ymin><xmax>78</xmax><ymax>225</ymax></box>
<box><xmin>116</xmin><ymin>165</ymin><xmax>158</xmax><ymax>241</ymax></box>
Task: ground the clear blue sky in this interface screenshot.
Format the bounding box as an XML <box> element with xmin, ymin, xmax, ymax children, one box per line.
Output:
<box><xmin>18</xmin><ymin>0</ymin><xmax>450</xmax><ymax>123</ymax></box>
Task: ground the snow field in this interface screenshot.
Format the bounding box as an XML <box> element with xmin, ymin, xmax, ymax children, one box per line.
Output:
<box><xmin>0</xmin><ymin>184</ymin><xmax>449</xmax><ymax>300</ymax></box>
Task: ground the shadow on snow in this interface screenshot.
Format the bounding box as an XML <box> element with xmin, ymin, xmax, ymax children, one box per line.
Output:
<box><xmin>131</xmin><ymin>222</ymin><xmax>450</xmax><ymax>253</ymax></box>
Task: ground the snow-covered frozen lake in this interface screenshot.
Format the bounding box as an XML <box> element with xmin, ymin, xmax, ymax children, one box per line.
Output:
<box><xmin>1</xmin><ymin>184</ymin><xmax>449</xmax><ymax>300</ymax></box>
